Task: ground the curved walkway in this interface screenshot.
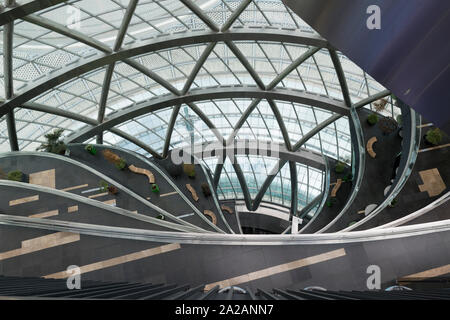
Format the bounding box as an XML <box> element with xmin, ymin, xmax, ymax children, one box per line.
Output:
<box><xmin>0</xmin><ymin>152</ymin><xmax>207</xmax><ymax>233</ymax></box>
<box><xmin>69</xmin><ymin>144</ymin><xmax>229</xmax><ymax>233</ymax></box>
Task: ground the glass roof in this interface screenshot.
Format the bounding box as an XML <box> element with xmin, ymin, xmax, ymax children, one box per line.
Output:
<box><xmin>0</xmin><ymin>0</ymin><xmax>398</xmax><ymax>212</ymax></box>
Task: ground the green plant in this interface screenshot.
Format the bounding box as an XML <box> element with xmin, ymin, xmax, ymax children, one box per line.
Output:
<box><xmin>367</xmin><ymin>113</ymin><xmax>378</xmax><ymax>126</ymax></box>
<box><xmin>151</xmin><ymin>183</ymin><xmax>160</xmax><ymax>193</ymax></box>
<box><xmin>335</xmin><ymin>161</ymin><xmax>346</xmax><ymax>174</ymax></box>
<box><xmin>426</xmin><ymin>128</ymin><xmax>443</xmax><ymax>146</ymax></box>
<box><xmin>115</xmin><ymin>158</ymin><xmax>127</xmax><ymax>170</ymax></box>
<box><xmin>7</xmin><ymin>170</ymin><xmax>23</xmax><ymax>182</ymax></box>
<box><xmin>36</xmin><ymin>128</ymin><xmax>66</xmax><ymax>154</ymax></box>
<box><xmin>188</xmin><ymin>170</ymin><xmax>196</xmax><ymax>179</ymax></box>
<box><xmin>343</xmin><ymin>173</ymin><xmax>353</xmax><ymax>182</ymax></box>
<box><xmin>326</xmin><ymin>198</ymin><xmax>337</xmax><ymax>208</ymax></box>
<box><xmin>85</xmin><ymin>144</ymin><xmax>97</xmax><ymax>155</ymax></box>
<box><xmin>99</xmin><ymin>180</ymin><xmax>109</xmax><ymax>192</ymax></box>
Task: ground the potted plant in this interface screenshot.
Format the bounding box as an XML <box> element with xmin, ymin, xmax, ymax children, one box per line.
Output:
<box><xmin>184</xmin><ymin>163</ymin><xmax>196</xmax><ymax>179</ymax></box>
<box><xmin>99</xmin><ymin>180</ymin><xmax>118</xmax><ymax>195</ymax></box>
<box><xmin>85</xmin><ymin>144</ymin><xmax>97</xmax><ymax>155</ymax></box>
<box><xmin>102</xmin><ymin>149</ymin><xmax>127</xmax><ymax>170</ymax></box>
<box><xmin>115</xmin><ymin>158</ymin><xmax>127</xmax><ymax>170</ymax></box>
<box><xmin>201</xmin><ymin>183</ymin><xmax>212</xmax><ymax>197</ymax></box>
<box><xmin>151</xmin><ymin>183</ymin><xmax>160</xmax><ymax>193</ymax></box>
<box><xmin>188</xmin><ymin>170</ymin><xmax>196</xmax><ymax>179</ymax></box>
<box><xmin>367</xmin><ymin>113</ymin><xmax>378</xmax><ymax>126</ymax></box>
<box><xmin>335</xmin><ymin>161</ymin><xmax>346</xmax><ymax>174</ymax></box>
<box><xmin>99</xmin><ymin>180</ymin><xmax>109</xmax><ymax>192</ymax></box>
<box><xmin>36</xmin><ymin>128</ymin><xmax>67</xmax><ymax>155</ymax></box>
<box><xmin>8</xmin><ymin>170</ymin><xmax>27</xmax><ymax>182</ymax></box>
<box><xmin>425</xmin><ymin>128</ymin><xmax>443</xmax><ymax>146</ymax></box>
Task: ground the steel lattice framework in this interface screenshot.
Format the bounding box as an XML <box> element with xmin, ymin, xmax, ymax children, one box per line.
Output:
<box><xmin>0</xmin><ymin>0</ymin><xmax>395</xmax><ymax>215</ymax></box>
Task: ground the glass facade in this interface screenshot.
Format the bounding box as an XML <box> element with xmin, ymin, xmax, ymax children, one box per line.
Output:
<box><xmin>0</xmin><ymin>0</ymin><xmax>396</xmax><ymax>211</ymax></box>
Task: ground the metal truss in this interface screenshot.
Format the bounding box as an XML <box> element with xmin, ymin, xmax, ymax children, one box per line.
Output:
<box><xmin>0</xmin><ymin>0</ymin><xmax>393</xmax><ymax>220</ymax></box>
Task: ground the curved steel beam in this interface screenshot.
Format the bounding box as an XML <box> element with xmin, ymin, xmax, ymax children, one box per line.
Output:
<box><xmin>65</xmin><ymin>86</ymin><xmax>348</xmax><ymax>144</ymax></box>
<box><xmin>3</xmin><ymin>0</ymin><xmax>18</xmax><ymax>151</ymax></box>
<box><xmin>299</xmin><ymin>154</ymin><xmax>331</xmax><ymax>233</ymax></box>
<box><xmin>182</xmin><ymin>42</ymin><xmax>216</xmax><ymax>95</ymax></box>
<box><xmin>97</xmin><ymin>0</ymin><xmax>138</xmax><ymax>144</ymax></box>
<box><xmin>0</xmin><ymin>28</ymin><xmax>329</xmax><ymax>117</ymax></box>
<box><xmin>268</xmin><ymin>99</ymin><xmax>292</xmax><ymax>150</ymax></box>
<box><xmin>18</xmin><ymin>101</ymin><xmax>162</xmax><ymax>158</ymax></box>
<box><xmin>221</xmin><ymin>0</ymin><xmax>252</xmax><ymax>32</ymax></box>
<box><xmin>21</xmin><ymin>13</ymin><xmax>182</xmax><ymax>99</ymax></box>
<box><xmin>1</xmin><ymin>213</ymin><xmax>450</xmax><ymax>245</ymax></box>
<box><xmin>187</xmin><ymin>139</ymin><xmax>325</xmax><ymax>170</ymax></box>
<box><xmin>162</xmin><ymin>105</ymin><xmax>181</xmax><ymax>159</ymax></box>
<box><xmin>225</xmin><ymin>46</ymin><xmax>321</xmax><ymax>146</ymax></box>
<box><xmin>329</xmin><ymin>49</ymin><xmax>352</xmax><ymax>108</ymax></box>
<box><xmin>289</xmin><ymin>161</ymin><xmax>298</xmax><ymax>219</ymax></box>
<box><xmin>225</xmin><ymin>41</ymin><xmax>266</xmax><ymax>90</ymax></box>
<box><xmin>354</xmin><ymin>90</ymin><xmax>391</xmax><ymax>109</ymax></box>
<box><xmin>22</xmin><ymin>14</ymin><xmax>112</xmax><ymax>53</ymax></box>
<box><xmin>0</xmin><ymin>0</ymin><xmax>66</xmax><ymax>26</ymax></box>
<box><xmin>179</xmin><ymin>0</ymin><xmax>220</xmax><ymax>32</ymax></box>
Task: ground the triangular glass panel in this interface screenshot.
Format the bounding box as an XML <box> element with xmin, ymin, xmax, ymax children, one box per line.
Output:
<box><xmin>201</xmin><ymin>42</ymin><xmax>260</xmax><ymax>87</ymax></box>
<box><xmin>235</xmin><ymin>100</ymin><xmax>285</xmax><ymax>145</ymax></box>
<box><xmin>218</xmin><ymin>157</ymin><xmax>243</xmax><ymax>200</ymax></box>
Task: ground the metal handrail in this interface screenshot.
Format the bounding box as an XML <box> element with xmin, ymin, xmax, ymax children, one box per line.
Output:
<box><xmin>190</xmin><ymin>153</ymin><xmax>234</xmax><ymax>233</ymax></box>
<box><xmin>373</xmin><ymin>191</ymin><xmax>450</xmax><ymax>229</ymax></box>
<box><xmin>0</xmin><ymin>180</ymin><xmax>203</xmax><ymax>233</ymax></box>
<box><xmin>1</xmin><ymin>213</ymin><xmax>450</xmax><ymax>246</ymax></box>
<box><xmin>316</xmin><ymin>106</ymin><xmax>366</xmax><ymax>233</ymax></box>
<box><xmin>340</xmin><ymin>109</ymin><xmax>421</xmax><ymax>232</ymax></box>
<box><xmin>298</xmin><ymin>153</ymin><xmax>331</xmax><ymax>233</ymax></box>
<box><xmin>68</xmin><ymin>144</ymin><xmax>227</xmax><ymax>234</ymax></box>
<box><xmin>0</xmin><ymin>151</ymin><xmax>207</xmax><ymax>233</ymax></box>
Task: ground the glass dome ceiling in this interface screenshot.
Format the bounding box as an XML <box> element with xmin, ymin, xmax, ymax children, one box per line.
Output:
<box><xmin>0</xmin><ymin>0</ymin><xmax>396</xmax><ymax>212</ymax></box>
